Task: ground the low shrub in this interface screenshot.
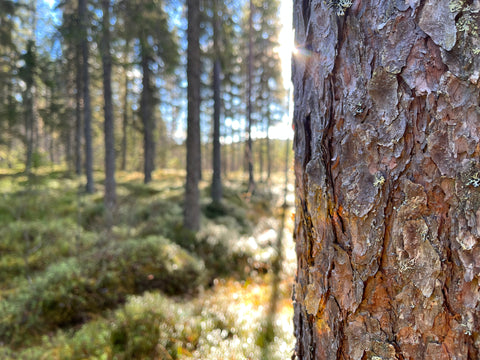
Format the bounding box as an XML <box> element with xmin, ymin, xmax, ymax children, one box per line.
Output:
<box><xmin>0</xmin><ymin>236</ymin><xmax>205</xmax><ymax>346</ymax></box>
<box><xmin>0</xmin><ymin>219</ymin><xmax>87</xmax><ymax>286</ymax></box>
<box><xmin>4</xmin><ymin>291</ymin><xmax>235</xmax><ymax>360</ymax></box>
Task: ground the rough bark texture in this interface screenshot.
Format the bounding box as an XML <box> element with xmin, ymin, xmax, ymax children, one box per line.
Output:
<box><xmin>292</xmin><ymin>1</ymin><xmax>480</xmax><ymax>359</ymax></box>
<box><xmin>184</xmin><ymin>0</ymin><xmax>201</xmax><ymax>231</ymax></box>
<box><xmin>101</xmin><ymin>0</ymin><xmax>116</xmax><ymax>213</ymax></box>
<box><xmin>79</xmin><ymin>0</ymin><xmax>94</xmax><ymax>193</ymax></box>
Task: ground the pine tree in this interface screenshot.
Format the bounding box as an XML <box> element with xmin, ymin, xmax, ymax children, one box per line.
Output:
<box><xmin>79</xmin><ymin>0</ymin><xmax>94</xmax><ymax>192</ymax></box>
<box><xmin>116</xmin><ymin>0</ymin><xmax>179</xmax><ymax>184</ymax></box>
<box><xmin>101</xmin><ymin>0</ymin><xmax>116</xmax><ymax>218</ymax></box>
<box><xmin>293</xmin><ymin>1</ymin><xmax>480</xmax><ymax>358</ymax></box>
<box><xmin>210</xmin><ymin>0</ymin><xmax>222</xmax><ymax>203</ymax></box>
<box><xmin>184</xmin><ymin>0</ymin><xmax>202</xmax><ymax>231</ymax></box>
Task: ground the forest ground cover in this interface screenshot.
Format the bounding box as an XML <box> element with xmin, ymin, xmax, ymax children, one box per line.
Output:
<box><xmin>0</xmin><ymin>167</ymin><xmax>295</xmax><ymax>359</ymax></box>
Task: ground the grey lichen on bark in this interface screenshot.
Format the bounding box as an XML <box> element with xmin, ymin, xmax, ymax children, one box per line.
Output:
<box><xmin>292</xmin><ymin>0</ymin><xmax>480</xmax><ymax>359</ymax></box>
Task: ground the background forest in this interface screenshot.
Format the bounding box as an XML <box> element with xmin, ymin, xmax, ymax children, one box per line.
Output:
<box><xmin>0</xmin><ymin>0</ymin><xmax>290</xmax><ymax>179</ymax></box>
<box><xmin>0</xmin><ymin>0</ymin><xmax>295</xmax><ymax>359</ymax></box>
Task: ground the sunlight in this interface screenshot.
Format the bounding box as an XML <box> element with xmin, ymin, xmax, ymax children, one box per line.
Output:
<box><xmin>279</xmin><ymin>0</ymin><xmax>294</xmax><ymax>89</ymax></box>
<box><xmin>44</xmin><ymin>0</ymin><xmax>56</xmax><ymax>8</ymax></box>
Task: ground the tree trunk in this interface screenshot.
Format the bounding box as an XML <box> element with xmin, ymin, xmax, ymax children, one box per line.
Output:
<box><xmin>246</xmin><ymin>0</ymin><xmax>255</xmax><ymax>193</ymax></box>
<box><xmin>140</xmin><ymin>50</ymin><xmax>155</xmax><ymax>184</ymax></box>
<box><xmin>121</xmin><ymin>68</ymin><xmax>128</xmax><ymax>171</ymax></box>
<box><xmin>230</xmin><ymin>127</ymin><xmax>236</xmax><ymax>173</ymax></box>
<box><xmin>184</xmin><ymin>0</ymin><xmax>201</xmax><ymax>231</ymax></box>
<box><xmin>79</xmin><ymin>0</ymin><xmax>94</xmax><ymax>193</ymax></box>
<box><xmin>292</xmin><ymin>1</ymin><xmax>480</xmax><ymax>359</ymax></box>
<box><xmin>211</xmin><ymin>0</ymin><xmax>222</xmax><ymax>204</ymax></box>
<box><xmin>23</xmin><ymin>40</ymin><xmax>36</xmax><ymax>175</ymax></box>
<box><xmin>266</xmin><ymin>109</ymin><xmax>271</xmax><ymax>181</ymax></box>
<box><xmin>121</xmin><ymin>42</ymin><xmax>129</xmax><ymax>172</ymax></box>
<box><xmin>24</xmin><ymin>86</ymin><xmax>34</xmax><ymax>174</ymax></box>
<box><xmin>75</xmin><ymin>43</ymin><xmax>83</xmax><ymax>176</ymax></box>
<box><xmin>101</xmin><ymin>0</ymin><xmax>116</xmax><ymax>216</ymax></box>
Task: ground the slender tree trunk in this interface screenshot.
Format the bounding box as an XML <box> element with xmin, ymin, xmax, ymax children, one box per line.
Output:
<box><xmin>246</xmin><ymin>0</ymin><xmax>255</xmax><ymax>193</ymax></box>
<box><xmin>266</xmin><ymin>110</ymin><xmax>271</xmax><ymax>181</ymax></box>
<box><xmin>230</xmin><ymin>127</ymin><xmax>235</xmax><ymax>173</ymax></box>
<box><xmin>158</xmin><ymin>116</ymin><xmax>168</xmax><ymax>169</ymax></box>
<box><xmin>101</xmin><ymin>0</ymin><xmax>116</xmax><ymax>216</ymax></box>
<box><xmin>211</xmin><ymin>0</ymin><xmax>222</xmax><ymax>203</ymax></box>
<box><xmin>74</xmin><ymin>43</ymin><xmax>83</xmax><ymax>176</ymax></box>
<box><xmin>6</xmin><ymin>82</ymin><xmax>14</xmax><ymax>169</ymax></box>
<box><xmin>64</xmin><ymin>116</ymin><xmax>72</xmax><ymax>170</ymax></box>
<box><xmin>121</xmin><ymin>73</ymin><xmax>128</xmax><ymax>171</ymax></box>
<box><xmin>184</xmin><ymin>0</ymin><xmax>201</xmax><ymax>231</ymax></box>
<box><xmin>79</xmin><ymin>0</ymin><xmax>94</xmax><ymax>193</ymax></box>
<box><xmin>24</xmin><ymin>85</ymin><xmax>34</xmax><ymax>174</ymax></box>
<box><xmin>140</xmin><ymin>50</ymin><xmax>155</xmax><ymax>184</ymax></box>
<box><xmin>293</xmin><ymin>1</ymin><xmax>480</xmax><ymax>359</ymax></box>
<box><xmin>121</xmin><ymin>43</ymin><xmax>129</xmax><ymax>172</ymax></box>
<box><xmin>259</xmin><ymin>134</ymin><xmax>264</xmax><ymax>182</ymax></box>
<box><xmin>22</xmin><ymin>39</ymin><xmax>37</xmax><ymax>175</ymax></box>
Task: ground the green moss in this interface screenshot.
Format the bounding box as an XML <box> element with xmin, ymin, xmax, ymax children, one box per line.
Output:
<box><xmin>0</xmin><ymin>236</ymin><xmax>205</xmax><ymax>346</ymax></box>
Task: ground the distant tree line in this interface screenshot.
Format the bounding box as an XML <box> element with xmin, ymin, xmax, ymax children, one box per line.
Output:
<box><xmin>0</xmin><ymin>0</ymin><xmax>287</xmax><ymax>230</ymax></box>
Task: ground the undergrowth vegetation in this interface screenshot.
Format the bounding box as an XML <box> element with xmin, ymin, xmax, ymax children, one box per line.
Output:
<box><xmin>0</xmin><ymin>168</ymin><xmax>294</xmax><ymax>359</ymax></box>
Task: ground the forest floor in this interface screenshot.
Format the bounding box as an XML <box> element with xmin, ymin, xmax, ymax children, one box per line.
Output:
<box><xmin>0</xmin><ymin>166</ymin><xmax>295</xmax><ymax>359</ymax></box>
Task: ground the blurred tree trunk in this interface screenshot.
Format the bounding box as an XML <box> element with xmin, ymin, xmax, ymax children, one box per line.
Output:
<box><xmin>211</xmin><ymin>0</ymin><xmax>222</xmax><ymax>204</ymax></box>
<box><xmin>140</xmin><ymin>48</ymin><xmax>155</xmax><ymax>184</ymax></box>
<box><xmin>79</xmin><ymin>0</ymin><xmax>94</xmax><ymax>193</ymax></box>
<box><xmin>121</xmin><ymin>59</ymin><xmax>128</xmax><ymax>171</ymax></box>
<box><xmin>74</xmin><ymin>43</ymin><xmax>82</xmax><ymax>176</ymax></box>
<box><xmin>246</xmin><ymin>0</ymin><xmax>255</xmax><ymax>193</ymax></box>
<box><xmin>266</xmin><ymin>108</ymin><xmax>271</xmax><ymax>181</ymax></box>
<box><xmin>101</xmin><ymin>0</ymin><xmax>116</xmax><ymax>216</ymax></box>
<box><xmin>292</xmin><ymin>1</ymin><xmax>480</xmax><ymax>359</ymax></box>
<box><xmin>184</xmin><ymin>0</ymin><xmax>201</xmax><ymax>231</ymax></box>
<box><xmin>22</xmin><ymin>43</ymin><xmax>35</xmax><ymax>175</ymax></box>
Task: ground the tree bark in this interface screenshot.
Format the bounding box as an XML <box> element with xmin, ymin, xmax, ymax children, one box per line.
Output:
<box><xmin>79</xmin><ymin>0</ymin><xmax>94</xmax><ymax>193</ymax></box>
<box><xmin>211</xmin><ymin>0</ymin><xmax>222</xmax><ymax>204</ymax></box>
<box><xmin>140</xmin><ymin>49</ymin><xmax>155</xmax><ymax>184</ymax></box>
<box><xmin>184</xmin><ymin>0</ymin><xmax>201</xmax><ymax>231</ymax></box>
<box><xmin>101</xmin><ymin>0</ymin><xmax>116</xmax><ymax>216</ymax></box>
<box><xmin>292</xmin><ymin>1</ymin><xmax>480</xmax><ymax>359</ymax></box>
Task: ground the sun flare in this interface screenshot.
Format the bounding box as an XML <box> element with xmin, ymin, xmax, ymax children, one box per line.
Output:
<box><xmin>279</xmin><ymin>0</ymin><xmax>294</xmax><ymax>88</ymax></box>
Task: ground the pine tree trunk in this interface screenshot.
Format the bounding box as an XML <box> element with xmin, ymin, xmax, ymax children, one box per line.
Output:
<box><xmin>246</xmin><ymin>0</ymin><xmax>255</xmax><ymax>193</ymax></box>
<box><xmin>79</xmin><ymin>0</ymin><xmax>94</xmax><ymax>193</ymax></box>
<box><xmin>23</xmin><ymin>41</ymin><xmax>36</xmax><ymax>175</ymax></box>
<box><xmin>184</xmin><ymin>0</ymin><xmax>201</xmax><ymax>231</ymax></box>
<box><xmin>24</xmin><ymin>86</ymin><xmax>34</xmax><ymax>174</ymax></box>
<box><xmin>75</xmin><ymin>43</ymin><xmax>83</xmax><ymax>176</ymax></box>
<box><xmin>121</xmin><ymin>42</ymin><xmax>129</xmax><ymax>172</ymax></box>
<box><xmin>211</xmin><ymin>0</ymin><xmax>222</xmax><ymax>204</ymax></box>
<box><xmin>266</xmin><ymin>110</ymin><xmax>271</xmax><ymax>181</ymax></box>
<box><xmin>121</xmin><ymin>70</ymin><xmax>128</xmax><ymax>171</ymax></box>
<box><xmin>292</xmin><ymin>1</ymin><xmax>480</xmax><ymax>359</ymax></box>
<box><xmin>140</xmin><ymin>50</ymin><xmax>155</xmax><ymax>184</ymax></box>
<box><xmin>101</xmin><ymin>0</ymin><xmax>116</xmax><ymax>215</ymax></box>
